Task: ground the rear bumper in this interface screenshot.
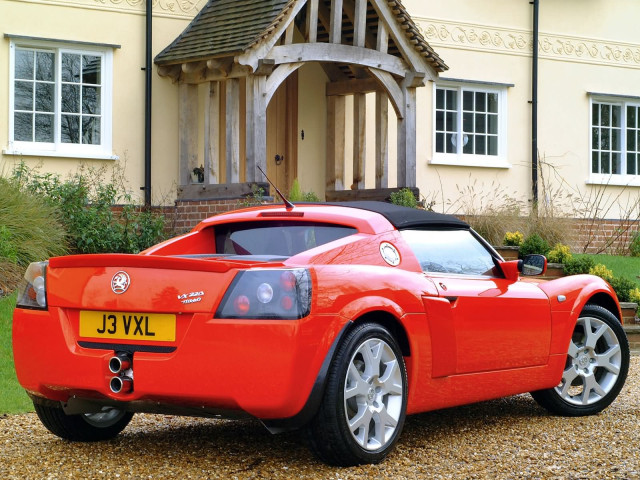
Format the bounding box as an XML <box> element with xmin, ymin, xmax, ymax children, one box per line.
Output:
<box><xmin>13</xmin><ymin>307</ymin><xmax>344</xmax><ymax>420</ymax></box>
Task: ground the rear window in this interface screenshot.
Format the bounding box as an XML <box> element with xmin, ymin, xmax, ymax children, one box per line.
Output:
<box><xmin>215</xmin><ymin>221</ymin><xmax>357</xmax><ymax>257</ymax></box>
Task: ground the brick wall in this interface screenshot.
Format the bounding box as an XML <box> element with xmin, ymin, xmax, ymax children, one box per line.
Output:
<box><xmin>171</xmin><ymin>199</ymin><xmax>247</xmax><ymax>233</ymax></box>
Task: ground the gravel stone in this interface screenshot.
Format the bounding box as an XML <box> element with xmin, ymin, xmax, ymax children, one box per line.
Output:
<box><xmin>2</xmin><ymin>357</ymin><xmax>639</xmax><ymax>479</ymax></box>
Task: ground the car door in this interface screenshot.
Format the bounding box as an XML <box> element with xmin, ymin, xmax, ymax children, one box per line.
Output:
<box><xmin>401</xmin><ymin>228</ymin><xmax>552</xmax><ymax>376</ymax></box>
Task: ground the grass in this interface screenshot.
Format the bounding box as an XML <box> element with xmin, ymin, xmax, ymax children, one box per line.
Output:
<box><xmin>0</xmin><ymin>293</ymin><xmax>32</xmax><ymax>414</ymax></box>
<box><xmin>577</xmin><ymin>254</ymin><xmax>640</xmax><ymax>287</ymax></box>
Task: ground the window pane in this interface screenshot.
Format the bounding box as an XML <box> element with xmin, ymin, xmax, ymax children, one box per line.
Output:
<box><xmin>436</xmin><ymin>132</ymin><xmax>444</xmax><ymax>153</ymax></box>
<box><xmin>463</xmin><ymin>134</ymin><xmax>473</xmax><ymax>154</ymax></box>
<box><xmin>475</xmin><ymin>92</ymin><xmax>486</xmax><ymax>112</ymax></box>
<box><xmin>475</xmin><ymin>113</ymin><xmax>486</xmax><ymax>134</ymax></box>
<box><xmin>628</xmin><ymin>130</ymin><xmax>636</xmax><ymax>151</ymax></box>
<box><xmin>612</xmin><ymin>128</ymin><xmax>620</xmax><ymax>150</ymax></box>
<box><xmin>15</xmin><ymin>49</ymin><xmax>34</xmax><ymax>80</ymax></box>
<box><xmin>488</xmin><ymin>136</ymin><xmax>498</xmax><ymax>156</ymax></box>
<box><xmin>446</xmin><ymin>90</ymin><xmax>456</xmax><ymax>110</ymax></box>
<box><xmin>82</xmin><ymin>86</ymin><xmax>101</xmax><ymax>115</ymax></box>
<box><xmin>82</xmin><ymin>55</ymin><xmax>101</xmax><ymax>84</ymax></box>
<box><xmin>82</xmin><ymin>116</ymin><xmax>101</xmax><ymax>145</ymax></box>
<box><xmin>601</xmin><ymin>104</ymin><xmax>610</xmax><ymax>127</ymax></box>
<box><xmin>475</xmin><ymin>135</ymin><xmax>486</xmax><ymax>155</ymax></box>
<box><xmin>488</xmin><ymin>114</ymin><xmax>498</xmax><ymax>134</ymax></box>
<box><xmin>628</xmin><ymin>106</ymin><xmax>637</xmax><ymax>128</ymax></box>
<box><xmin>601</xmin><ymin>152</ymin><xmax>611</xmax><ymax>174</ymax></box>
<box><xmin>61</xmin><ymin>53</ymin><xmax>81</xmax><ymax>82</ymax></box>
<box><xmin>612</xmin><ymin>152</ymin><xmax>621</xmax><ymax>174</ymax></box>
<box><xmin>435</xmin><ymin>111</ymin><xmax>444</xmax><ymax>131</ymax></box>
<box><xmin>592</xmin><ymin>152</ymin><xmax>599</xmax><ymax>173</ymax></box>
<box><xmin>62</xmin><ymin>84</ymin><xmax>80</xmax><ymax>113</ymax></box>
<box><xmin>487</xmin><ymin>93</ymin><xmax>498</xmax><ymax>113</ymax></box>
<box><xmin>436</xmin><ymin>89</ymin><xmax>444</xmax><ymax>110</ymax></box>
<box><xmin>35</xmin><ymin>114</ymin><xmax>54</xmax><ymax>143</ymax></box>
<box><xmin>14</xmin><ymin>81</ymin><xmax>33</xmax><ymax>110</ymax></box>
<box><xmin>463</xmin><ymin>91</ymin><xmax>473</xmax><ymax>111</ymax></box>
<box><xmin>446</xmin><ymin>112</ymin><xmax>456</xmax><ymax>132</ymax></box>
<box><xmin>592</xmin><ymin>127</ymin><xmax>599</xmax><ymax>148</ymax></box>
<box><xmin>612</xmin><ymin>105</ymin><xmax>621</xmax><ymax>128</ymax></box>
<box><xmin>35</xmin><ymin>83</ymin><xmax>54</xmax><ymax>112</ymax></box>
<box><xmin>463</xmin><ymin>112</ymin><xmax>473</xmax><ymax>133</ymax></box>
<box><xmin>592</xmin><ymin>103</ymin><xmax>600</xmax><ymax>125</ymax></box>
<box><xmin>446</xmin><ymin>133</ymin><xmax>455</xmax><ymax>153</ymax></box>
<box><xmin>601</xmin><ymin>129</ymin><xmax>610</xmax><ymax>149</ymax></box>
<box><xmin>627</xmin><ymin>153</ymin><xmax>636</xmax><ymax>175</ymax></box>
<box><xmin>61</xmin><ymin>114</ymin><xmax>80</xmax><ymax>143</ymax></box>
<box><xmin>36</xmin><ymin>52</ymin><xmax>54</xmax><ymax>82</ymax></box>
<box><xmin>14</xmin><ymin>112</ymin><xmax>33</xmax><ymax>141</ymax></box>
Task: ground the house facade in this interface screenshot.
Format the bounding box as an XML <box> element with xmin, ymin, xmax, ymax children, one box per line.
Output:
<box><xmin>2</xmin><ymin>0</ymin><xmax>640</xmax><ymax>237</ymax></box>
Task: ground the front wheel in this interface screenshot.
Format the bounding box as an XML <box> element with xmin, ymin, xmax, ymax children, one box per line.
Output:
<box><xmin>34</xmin><ymin>402</ymin><xmax>133</xmax><ymax>441</ymax></box>
<box><xmin>531</xmin><ymin>304</ymin><xmax>629</xmax><ymax>416</ymax></box>
<box><xmin>306</xmin><ymin>323</ymin><xmax>408</xmax><ymax>466</ymax></box>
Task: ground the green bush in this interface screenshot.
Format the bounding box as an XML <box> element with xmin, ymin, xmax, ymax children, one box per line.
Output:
<box><xmin>12</xmin><ymin>163</ymin><xmax>166</xmax><ymax>255</ymax></box>
<box><xmin>546</xmin><ymin>243</ymin><xmax>573</xmax><ymax>264</ymax></box>
<box><xmin>289</xmin><ymin>179</ymin><xmax>321</xmax><ymax>202</ymax></box>
<box><xmin>390</xmin><ymin>188</ymin><xmax>418</xmax><ymax>208</ymax></box>
<box><xmin>630</xmin><ymin>231</ymin><xmax>640</xmax><ymax>257</ymax></box>
<box><xmin>503</xmin><ymin>231</ymin><xmax>524</xmax><ymax>247</ymax></box>
<box><xmin>609</xmin><ymin>276</ymin><xmax>638</xmax><ymax>303</ymax></box>
<box><xmin>563</xmin><ymin>256</ymin><xmax>596</xmax><ymax>275</ymax></box>
<box><xmin>519</xmin><ymin>233</ymin><xmax>550</xmax><ymax>257</ymax></box>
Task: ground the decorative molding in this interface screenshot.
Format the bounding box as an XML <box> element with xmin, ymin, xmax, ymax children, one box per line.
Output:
<box><xmin>9</xmin><ymin>0</ymin><xmax>204</xmax><ymax>18</ymax></box>
<box><xmin>415</xmin><ymin>18</ymin><xmax>640</xmax><ymax>70</ymax></box>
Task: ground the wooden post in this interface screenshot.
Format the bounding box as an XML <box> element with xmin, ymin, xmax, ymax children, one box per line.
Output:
<box><xmin>204</xmin><ymin>81</ymin><xmax>220</xmax><ymax>185</ymax></box>
<box><xmin>353</xmin><ymin>0</ymin><xmax>367</xmax><ymax>47</ymax></box>
<box><xmin>397</xmin><ymin>86</ymin><xmax>417</xmax><ymax>188</ymax></box>
<box><xmin>178</xmin><ymin>83</ymin><xmax>198</xmax><ymax>186</ymax></box>
<box><xmin>375</xmin><ymin>92</ymin><xmax>389</xmax><ymax>188</ymax></box>
<box><xmin>353</xmin><ymin>93</ymin><xmax>366</xmax><ymax>189</ymax></box>
<box><xmin>327</xmin><ymin>95</ymin><xmax>345</xmax><ymax>191</ymax></box>
<box><xmin>245</xmin><ymin>76</ymin><xmax>267</xmax><ymax>182</ymax></box>
<box><xmin>225</xmin><ymin>78</ymin><xmax>240</xmax><ymax>183</ymax></box>
<box><xmin>307</xmin><ymin>0</ymin><xmax>319</xmax><ymax>43</ymax></box>
<box><xmin>330</xmin><ymin>0</ymin><xmax>343</xmax><ymax>44</ymax></box>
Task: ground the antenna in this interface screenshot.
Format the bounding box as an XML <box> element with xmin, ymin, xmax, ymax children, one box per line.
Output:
<box><xmin>257</xmin><ymin>165</ymin><xmax>295</xmax><ymax>211</ymax></box>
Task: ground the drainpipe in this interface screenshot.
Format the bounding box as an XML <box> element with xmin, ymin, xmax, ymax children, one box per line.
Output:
<box><xmin>531</xmin><ymin>0</ymin><xmax>539</xmax><ymax>207</ymax></box>
<box><xmin>143</xmin><ymin>0</ymin><xmax>152</xmax><ymax>207</ymax></box>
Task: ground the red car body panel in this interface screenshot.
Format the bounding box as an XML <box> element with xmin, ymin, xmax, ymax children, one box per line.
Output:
<box><xmin>12</xmin><ymin>203</ymin><xmax>622</xmax><ymax>426</ymax></box>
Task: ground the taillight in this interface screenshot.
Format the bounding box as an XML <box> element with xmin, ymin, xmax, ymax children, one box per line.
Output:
<box><xmin>16</xmin><ymin>261</ymin><xmax>48</xmax><ymax>310</ymax></box>
<box><xmin>216</xmin><ymin>269</ymin><xmax>311</xmax><ymax>319</ymax></box>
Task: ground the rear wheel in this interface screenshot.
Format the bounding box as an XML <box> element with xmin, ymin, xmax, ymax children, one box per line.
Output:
<box><xmin>531</xmin><ymin>304</ymin><xmax>629</xmax><ymax>416</ymax></box>
<box><xmin>306</xmin><ymin>323</ymin><xmax>407</xmax><ymax>466</ymax></box>
<box><xmin>34</xmin><ymin>402</ymin><xmax>133</xmax><ymax>441</ymax></box>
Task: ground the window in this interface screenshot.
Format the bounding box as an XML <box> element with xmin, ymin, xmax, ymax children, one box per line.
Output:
<box><xmin>400</xmin><ymin>229</ymin><xmax>497</xmax><ymax>276</ymax></box>
<box><xmin>433</xmin><ymin>82</ymin><xmax>508</xmax><ymax>168</ymax></box>
<box><xmin>8</xmin><ymin>39</ymin><xmax>114</xmax><ymax>159</ymax></box>
<box><xmin>591</xmin><ymin>97</ymin><xmax>640</xmax><ymax>183</ymax></box>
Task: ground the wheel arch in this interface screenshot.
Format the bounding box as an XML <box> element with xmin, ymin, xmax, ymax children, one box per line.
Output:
<box><xmin>586</xmin><ymin>292</ymin><xmax>622</xmax><ymax>322</ymax></box>
<box><xmin>350</xmin><ymin>310</ymin><xmax>411</xmax><ymax>357</ymax></box>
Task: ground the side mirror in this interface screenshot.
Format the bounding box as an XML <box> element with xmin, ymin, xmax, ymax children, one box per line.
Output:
<box><xmin>519</xmin><ymin>254</ymin><xmax>547</xmax><ymax>276</ymax></box>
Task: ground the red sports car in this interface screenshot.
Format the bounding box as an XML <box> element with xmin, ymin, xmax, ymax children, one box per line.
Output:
<box><xmin>13</xmin><ymin>202</ymin><xmax>629</xmax><ymax>466</ymax></box>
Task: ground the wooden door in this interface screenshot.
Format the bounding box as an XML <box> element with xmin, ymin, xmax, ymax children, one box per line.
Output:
<box><xmin>266</xmin><ymin>71</ymin><xmax>298</xmax><ymax>196</ymax></box>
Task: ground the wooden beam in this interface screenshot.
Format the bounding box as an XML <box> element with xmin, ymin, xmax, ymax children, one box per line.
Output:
<box><xmin>182</xmin><ymin>61</ymin><xmax>206</xmax><ymax>74</ymax></box>
<box><xmin>268</xmin><ymin>43</ymin><xmax>408</xmax><ymax>78</ymax></box>
<box><xmin>225</xmin><ymin>78</ymin><xmax>240</xmax><ymax>183</ymax></box>
<box><xmin>266</xmin><ymin>63</ymin><xmax>304</xmax><ymax>105</ymax></box>
<box><xmin>377</xmin><ymin>21</ymin><xmax>388</xmax><ymax>53</ymax></box>
<box><xmin>177</xmin><ymin>182</ymin><xmax>270</xmax><ymax>201</ymax></box>
<box><xmin>326</xmin><ymin>95</ymin><xmax>346</xmax><ymax>191</ymax></box>
<box><xmin>353</xmin><ymin>93</ymin><xmax>366</xmax><ymax>189</ymax></box>
<box><xmin>306</xmin><ymin>0</ymin><xmax>319</xmax><ymax>43</ymax></box>
<box><xmin>330</xmin><ymin>0</ymin><xmax>343</xmax><ymax>44</ymax></box>
<box><xmin>352</xmin><ymin>0</ymin><xmax>367</xmax><ymax>48</ymax></box>
<box><xmin>204</xmin><ymin>81</ymin><xmax>220</xmax><ymax>185</ymax></box>
<box><xmin>368</xmin><ymin>67</ymin><xmax>403</xmax><ymax>118</ymax></box>
<box><xmin>245</xmin><ymin>76</ymin><xmax>267</xmax><ymax>182</ymax></box>
<box><xmin>285</xmin><ymin>20</ymin><xmax>295</xmax><ymax>45</ymax></box>
<box><xmin>375</xmin><ymin>91</ymin><xmax>389</xmax><ymax>188</ymax></box>
<box><xmin>326</xmin><ymin>78</ymin><xmax>381</xmax><ymax>96</ymax></box>
<box><xmin>178</xmin><ymin>83</ymin><xmax>199</xmax><ymax>186</ymax></box>
<box><xmin>397</xmin><ymin>86</ymin><xmax>417</xmax><ymax>188</ymax></box>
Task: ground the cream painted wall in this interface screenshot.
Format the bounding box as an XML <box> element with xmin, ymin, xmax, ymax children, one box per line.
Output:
<box><xmin>0</xmin><ymin>0</ymin><xmax>199</xmax><ymax>204</ymax></box>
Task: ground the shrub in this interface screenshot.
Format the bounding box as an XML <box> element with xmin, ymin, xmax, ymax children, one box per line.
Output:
<box><xmin>503</xmin><ymin>231</ymin><xmax>524</xmax><ymax>247</ymax></box>
<box><xmin>11</xmin><ymin>163</ymin><xmax>166</xmax><ymax>255</ymax></box>
<box><xmin>546</xmin><ymin>243</ymin><xmax>573</xmax><ymax>264</ymax></box>
<box><xmin>629</xmin><ymin>288</ymin><xmax>640</xmax><ymax>304</ymax></box>
<box><xmin>563</xmin><ymin>256</ymin><xmax>595</xmax><ymax>276</ymax></box>
<box><xmin>519</xmin><ymin>233</ymin><xmax>550</xmax><ymax>257</ymax></box>
<box><xmin>289</xmin><ymin>179</ymin><xmax>321</xmax><ymax>202</ymax></box>
<box><xmin>390</xmin><ymin>188</ymin><xmax>418</xmax><ymax>209</ymax></box>
<box><xmin>609</xmin><ymin>276</ymin><xmax>638</xmax><ymax>303</ymax></box>
<box><xmin>630</xmin><ymin>231</ymin><xmax>640</xmax><ymax>257</ymax></box>
<box><xmin>241</xmin><ymin>184</ymin><xmax>266</xmax><ymax>207</ymax></box>
<box><xmin>589</xmin><ymin>264</ymin><xmax>614</xmax><ymax>283</ymax></box>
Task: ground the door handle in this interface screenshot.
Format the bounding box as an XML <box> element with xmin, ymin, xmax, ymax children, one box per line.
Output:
<box><xmin>275</xmin><ymin>154</ymin><xmax>284</xmax><ymax>165</ymax></box>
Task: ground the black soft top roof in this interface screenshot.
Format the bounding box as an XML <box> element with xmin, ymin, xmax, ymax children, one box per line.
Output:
<box><xmin>328</xmin><ymin>201</ymin><xmax>469</xmax><ymax>230</ymax></box>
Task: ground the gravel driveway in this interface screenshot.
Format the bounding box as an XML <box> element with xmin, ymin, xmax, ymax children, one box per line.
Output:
<box><xmin>2</xmin><ymin>357</ymin><xmax>639</xmax><ymax>480</ymax></box>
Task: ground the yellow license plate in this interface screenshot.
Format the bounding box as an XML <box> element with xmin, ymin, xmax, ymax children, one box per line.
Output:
<box><xmin>79</xmin><ymin>311</ymin><xmax>176</xmax><ymax>342</ymax></box>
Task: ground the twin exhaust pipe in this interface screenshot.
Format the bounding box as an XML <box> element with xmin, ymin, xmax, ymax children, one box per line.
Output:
<box><xmin>109</xmin><ymin>353</ymin><xmax>133</xmax><ymax>394</ymax></box>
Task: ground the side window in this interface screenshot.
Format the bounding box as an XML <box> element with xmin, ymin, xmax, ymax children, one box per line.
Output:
<box><xmin>401</xmin><ymin>229</ymin><xmax>496</xmax><ymax>276</ymax></box>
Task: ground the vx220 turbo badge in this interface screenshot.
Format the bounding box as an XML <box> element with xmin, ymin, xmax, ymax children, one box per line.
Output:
<box><xmin>111</xmin><ymin>271</ymin><xmax>131</xmax><ymax>294</ymax></box>
<box><xmin>178</xmin><ymin>291</ymin><xmax>205</xmax><ymax>304</ymax></box>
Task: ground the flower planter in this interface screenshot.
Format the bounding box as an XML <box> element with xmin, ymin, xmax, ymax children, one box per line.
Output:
<box><xmin>541</xmin><ymin>263</ymin><xmax>564</xmax><ymax>280</ymax></box>
<box><xmin>620</xmin><ymin>302</ymin><xmax>638</xmax><ymax>325</ymax></box>
<box><xmin>494</xmin><ymin>246</ymin><xmax>519</xmax><ymax>261</ymax></box>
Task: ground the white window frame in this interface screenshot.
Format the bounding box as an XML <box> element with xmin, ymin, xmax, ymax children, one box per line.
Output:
<box><xmin>5</xmin><ymin>38</ymin><xmax>116</xmax><ymax>160</ymax></box>
<box><xmin>588</xmin><ymin>95</ymin><xmax>640</xmax><ymax>187</ymax></box>
<box><xmin>431</xmin><ymin>81</ymin><xmax>509</xmax><ymax>169</ymax></box>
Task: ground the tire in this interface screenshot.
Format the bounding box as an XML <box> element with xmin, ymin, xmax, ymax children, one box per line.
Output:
<box><xmin>34</xmin><ymin>402</ymin><xmax>133</xmax><ymax>441</ymax></box>
<box><xmin>531</xmin><ymin>304</ymin><xmax>629</xmax><ymax>416</ymax></box>
<box><xmin>306</xmin><ymin>322</ymin><xmax>408</xmax><ymax>466</ymax></box>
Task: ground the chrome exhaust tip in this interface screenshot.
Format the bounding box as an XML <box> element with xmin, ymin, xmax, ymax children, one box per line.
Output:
<box><xmin>110</xmin><ymin>376</ymin><xmax>133</xmax><ymax>394</ymax></box>
<box><xmin>108</xmin><ymin>353</ymin><xmax>132</xmax><ymax>374</ymax></box>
